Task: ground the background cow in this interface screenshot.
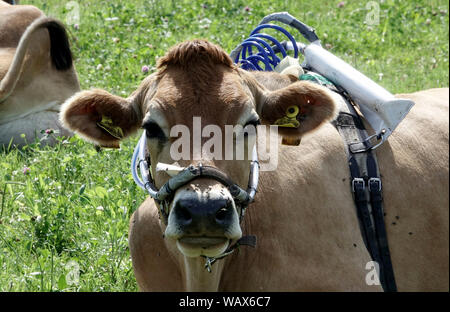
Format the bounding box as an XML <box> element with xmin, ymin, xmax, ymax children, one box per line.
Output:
<box><xmin>0</xmin><ymin>1</ymin><xmax>79</xmax><ymax>148</ymax></box>
<box><xmin>60</xmin><ymin>40</ymin><xmax>449</xmax><ymax>291</ymax></box>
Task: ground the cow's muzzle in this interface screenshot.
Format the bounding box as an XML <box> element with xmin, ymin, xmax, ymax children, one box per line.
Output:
<box><xmin>165</xmin><ymin>184</ymin><xmax>242</xmax><ymax>258</ymax></box>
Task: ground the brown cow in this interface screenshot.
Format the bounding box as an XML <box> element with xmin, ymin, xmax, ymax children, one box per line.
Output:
<box><xmin>60</xmin><ymin>40</ymin><xmax>449</xmax><ymax>291</ymax></box>
<box><xmin>0</xmin><ymin>1</ymin><xmax>79</xmax><ymax>147</ymax></box>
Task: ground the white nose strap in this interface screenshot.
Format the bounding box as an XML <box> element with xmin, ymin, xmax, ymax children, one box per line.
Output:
<box><xmin>156</xmin><ymin>162</ymin><xmax>185</xmax><ymax>177</ymax></box>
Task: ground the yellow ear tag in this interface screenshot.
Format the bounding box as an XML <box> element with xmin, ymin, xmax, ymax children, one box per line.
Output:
<box><xmin>97</xmin><ymin>115</ymin><xmax>124</xmax><ymax>139</ymax></box>
<box><xmin>274</xmin><ymin>105</ymin><xmax>300</xmax><ymax>128</ymax></box>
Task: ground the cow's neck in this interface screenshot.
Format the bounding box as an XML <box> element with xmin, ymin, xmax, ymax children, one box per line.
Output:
<box><xmin>182</xmin><ymin>256</ymin><xmax>224</xmax><ymax>291</ymax></box>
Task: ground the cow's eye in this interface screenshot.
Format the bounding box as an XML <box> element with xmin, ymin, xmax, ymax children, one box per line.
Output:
<box><xmin>243</xmin><ymin>118</ymin><xmax>260</xmax><ymax>137</ymax></box>
<box><xmin>244</xmin><ymin>118</ymin><xmax>260</xmax><ymax>128</ymax></box>
<box><xmin>142</xmin><ymin>121</ymin><xmax>166</xmax><ymax>141</ymax></box>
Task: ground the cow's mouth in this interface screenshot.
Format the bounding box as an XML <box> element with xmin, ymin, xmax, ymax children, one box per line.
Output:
<box><xmin>176</xmin><ymin>236</ymin><xmax>229</xmax><ymax>258</ymax></box>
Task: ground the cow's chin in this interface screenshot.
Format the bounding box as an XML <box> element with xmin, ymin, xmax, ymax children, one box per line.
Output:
<box><xmin>176</xmin><ymin>237</ymin><xmax>229</xmax><ymax>258</ymax></box>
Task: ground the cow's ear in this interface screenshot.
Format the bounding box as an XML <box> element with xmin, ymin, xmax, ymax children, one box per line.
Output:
<box><xmin>245</xmin><ymin>73</ymin><xmax>337</xmax><ymax>145</ymax></box>
<box><xmin>260</xmin><ymin>81</ymin><xmax>337</xmax><ymax>141</ymax></box>
<box><xmin>60</xmin><ymin>73</ymin><xmax>157</xmax><ymax>148</ymax></box>
<box><xmin>60</xmin><ymin>89</ymin><xmax>141</xmax><ymax>148</ymax></box>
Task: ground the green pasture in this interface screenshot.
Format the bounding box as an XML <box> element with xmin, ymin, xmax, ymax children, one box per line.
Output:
<box><xmin>0</xmin><ymin>0</ymin><xmax>448</xmax><ymax>291</ymax></box>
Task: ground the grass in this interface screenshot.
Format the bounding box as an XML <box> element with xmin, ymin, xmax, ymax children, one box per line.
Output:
<box><xmin>0</xmin><ymin>0</ymin><xmax>448</xmax><ymax>291</ymax></box>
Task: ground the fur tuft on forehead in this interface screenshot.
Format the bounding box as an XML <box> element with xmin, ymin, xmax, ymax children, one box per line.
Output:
<box><xmin>157</xmin><ymin>39</ymin><xmax>233</xmax><ymax>73</ymax></box>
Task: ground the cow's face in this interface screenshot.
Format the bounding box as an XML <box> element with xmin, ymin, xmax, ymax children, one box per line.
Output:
<box><xmin>60</xmin><ymin>40</ymin><xmax>337</xmax><ymax>259</ymax></box>
<box><xmin>141</xmin><ymin>64</ymin><xmax>257</xmax><ymax>258</ymax></box>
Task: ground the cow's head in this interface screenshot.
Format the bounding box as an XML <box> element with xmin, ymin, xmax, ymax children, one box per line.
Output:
<box><xmin>61</xmin><ymin>40</ymin><xmax>337</xmax><ymax>260</ymax></box>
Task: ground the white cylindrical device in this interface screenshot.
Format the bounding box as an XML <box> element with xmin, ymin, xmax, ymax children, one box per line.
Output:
<box><xmin>302</xmin><ymin>43</ymin><xmax>414</xmax><ymax>141</ymax></box>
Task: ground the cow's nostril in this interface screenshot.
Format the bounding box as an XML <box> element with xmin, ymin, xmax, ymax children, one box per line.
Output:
<box><xmin>215</xmin><ymin>207</ymin><xmax>229</xmax><ymax>221</ymax></box>
<box><xmin>177</xmin><ymin>206</ymin><xmax>192</xmax><ymax>223</ymax></box>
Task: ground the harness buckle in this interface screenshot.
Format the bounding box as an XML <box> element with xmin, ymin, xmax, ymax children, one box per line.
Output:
<box><xmin>352</xmin><ymin>178</ymin><xmax>365</xmax><ymax>192</ymax></box>
<box><xmin>348</xmin><ymin>131</ymin><xmax>386</xmax><ymax>153</ymax></box>
<box><xmin>368</xmin><ymin>177</ymin><xmax>382</xmax><ymax>192</ymax></box>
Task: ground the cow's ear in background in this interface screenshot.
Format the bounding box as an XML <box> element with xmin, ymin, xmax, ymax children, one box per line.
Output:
<box><xmin>257</xmin><ymin>80</ymin><xmax>337</xmax><ymax>145</ymax></box>
<box><xmin>60</xmin><ymin>89</ymin><xmax>141</xmax><ymax>148</ymax></box>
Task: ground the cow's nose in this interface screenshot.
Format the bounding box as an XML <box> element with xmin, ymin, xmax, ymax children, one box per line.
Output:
<box><xmin>172</xmin><ymin>197</ymin><xmax>234</xmax><ymax>233</ymax></box>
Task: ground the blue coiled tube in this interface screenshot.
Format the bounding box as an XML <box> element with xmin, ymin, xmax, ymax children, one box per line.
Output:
<box><xmin>242</xmin><ymin>37</ymin><xmax>280</xmax><ymax>66</ymax></box>
<box><xmin>237</xmin><ymin>40</ymin><xmax>273</xmax><ymax>71</ymax></box>
<box><xmin>250</xmin><ymin>24</ymin><xmax>299</xmax><ymax>58</ymax></box>
<box><xmin>232</xmin><ymin>23</ymin><xmax>300</xmax><ymax>71</ymax></box>
<box><xmin>251</xmin><ymin>33</ymin><xmax>287</xmax><ymax>58</ymax></box>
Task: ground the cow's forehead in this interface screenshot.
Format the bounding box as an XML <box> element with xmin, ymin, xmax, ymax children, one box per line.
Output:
<box><xmin>145</xmin><ymin>66</ymin><xmax>254</xmax><ymax>128</ymax></box>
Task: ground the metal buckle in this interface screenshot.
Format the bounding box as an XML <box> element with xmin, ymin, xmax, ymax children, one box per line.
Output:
<box><xmin>369</xmin><ymin>130</ymin><xmax>386</xmax><ymax>150</ymax></box>
<box><xmin>348</xmin><ymin>130</ymin><xmax>387</xmax><ymax>153</ymax></box>
<box><xmin>368</xmin><ymin>177</ymin><xmax>382</xmax><ymax>192</ymax></box>
<box><xmin>352</xmin><ymin>178</ymin><xmax>365</xmax><ymax>192</ymax></box>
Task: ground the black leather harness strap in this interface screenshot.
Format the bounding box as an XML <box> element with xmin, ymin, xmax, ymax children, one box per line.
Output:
<box><xmin>331</xmin><ymin>92</ymin><xmax>397</xmax><ymax>292</ymax></box>
<box><xmin>349</xmin><ymin>155</ymin><xmax>381</xmax><ymax>263</ymax></box>
<box><xmin>366</xmin><ymin>153</ymin><xmax>397</xmax><ymax>291</ymax></box>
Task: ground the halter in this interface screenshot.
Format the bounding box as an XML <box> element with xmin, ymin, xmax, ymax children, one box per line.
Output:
<box><xmin>131</xmin><ymin>132</ymin><xmax>260</xmax><ymax>224</ymax></box>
